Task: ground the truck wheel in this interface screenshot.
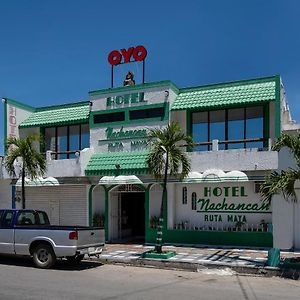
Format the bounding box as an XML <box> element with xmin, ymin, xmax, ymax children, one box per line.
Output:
<box><xmin>66</xmin><ymin>254</ymin><xmax>85</xmax><ymax>264</ymax></box>
<box><xmin>33</xmin><ymin>244</ymin><xmax>56</xmax><ymax>269</ymax></box>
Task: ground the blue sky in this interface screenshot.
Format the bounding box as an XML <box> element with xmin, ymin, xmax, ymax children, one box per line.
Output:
<box><xmin>1</xmin><ymin>0</ymin><xmax>300</xmax><ymax>154</ymax></box>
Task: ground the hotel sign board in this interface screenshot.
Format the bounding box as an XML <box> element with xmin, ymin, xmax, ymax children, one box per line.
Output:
<box><xmin>106</xmin><ymin>92</ymin><xmax>147</xmax><ymax>108</ymax></box>
<box><xmin>108</xmin><ymin>45</ymin><xmax>147</xmax><ymax>66</ymax></box>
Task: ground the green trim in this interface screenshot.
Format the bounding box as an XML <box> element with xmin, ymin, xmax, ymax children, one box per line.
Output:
<box><xmin>5</xmin><ymin>98</ymin><xmax>35</xmax><ymax>112</ymax></box>
<box><xmin>186</xmin><ymin>109</ymin><xmax>192</xmax><ymax>152</ymax></box>
<box><xmin>264</xmin><ymin>103</ymin><xmax>270</xmax><ymax>147</ymax></box>
<box><xmin>174</xmin><ymin>100</ymin><xmax>274</xmax><ymax>113</ymax></box>
<box><xmin>90</xmin><ymin>103</ymin><xmax>169</xmax><ymax>128</ymax></box>
<box><xmin>20</xmin><ymin>118</ymin><xmax>89</xmax><ymax>129</ymax></box>
<box><xmin>88</xmin><ymin>185</ymin><xmax>96</xmax><ymax>226</ymax></box>
<box><xmin>275</xmin><ymin>75</ymin><xmax>281</xmax><ymax>138</ymax></box>
<box><xmin>187</xmin><ymin>101</ymin><xmax>271</xmax><ymax>114</ymax></box>
<box><xmin>3</xmin><ymin>99</ymin><xmax>7</xmax><ymax>155</ymax></box>
<box><xmin>146</xmin><ymin>228</ymin><xmax>273</xmax><ymax>247</ymax></box>
<box><xmin>179</xmin><ymin>75</ymin><xmax>279</xmax><ymax>93</ymax></box>
<box><xmin>89</xmin><ymin>80</ymin><xmax>179</xmax><ymax>97</ymax></box>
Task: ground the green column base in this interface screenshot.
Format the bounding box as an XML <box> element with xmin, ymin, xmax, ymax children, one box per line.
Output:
<box><xmin>141</xmin><ymin>250</ymin><xmax>176</xmax><ymax>259</ymax></box>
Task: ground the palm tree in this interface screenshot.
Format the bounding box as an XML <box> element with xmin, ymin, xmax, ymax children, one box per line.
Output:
<box><xmin>260</xmin><ymin>133</ymin><xmax>300</xmax><ymax>204</ymax></box>
<box><xmin>5</xmin><ymin>135</ymin><xmax>47</xmax><ymax>209</ymax></box>
<box><xmin>147</xmin><ymin>122</ymin><xmax>194</xmax><ymax>253</ymax></box>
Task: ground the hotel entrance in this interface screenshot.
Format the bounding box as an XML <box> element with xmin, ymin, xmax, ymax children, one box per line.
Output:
<box><xmin>109</xmin><ymin>185</ymin><xmax>145</xmax><ymax>242</ymax></box>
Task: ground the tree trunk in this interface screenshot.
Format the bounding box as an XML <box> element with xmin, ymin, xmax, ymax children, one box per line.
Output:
<box><xmin>21</xmin><ymin>167</ymin><xmax>25</xmax><ymax>209</ymax></box>
<box><xmin>155</xmin><ymin>151</ymin><xmax>169</xmax><ymax>253</ymax></box>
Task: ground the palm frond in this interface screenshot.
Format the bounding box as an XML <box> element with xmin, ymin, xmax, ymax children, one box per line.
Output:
<box><xmin>260</xmin><ymin>169</ymin><xmax>300</xmax><ymax>204</ymax></box>
<box><xmin>147</xmin><ymin>122</ymin><xmax>192</xmax><ymax>180</ymax></box>
<box><xmin>272</xmin><ymin>134</ymin><xmax>300</xmax><ymax>166</ymax></box>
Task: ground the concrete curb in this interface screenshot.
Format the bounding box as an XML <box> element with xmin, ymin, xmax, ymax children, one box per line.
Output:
<box><xmin>88</xmin><ymin>257</ymin><xmax>289</xmax><ymax>278</ymax></box>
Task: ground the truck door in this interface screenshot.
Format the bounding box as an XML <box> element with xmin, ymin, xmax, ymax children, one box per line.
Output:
<box><xmin>0</xmin><ymin>210</ymin><xmax>15</xmax><ymax>254</ymax></box>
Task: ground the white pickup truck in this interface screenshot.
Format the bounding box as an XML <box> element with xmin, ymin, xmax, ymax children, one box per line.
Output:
<box><xmin>0</xmin><ymin>209</ymin><xmax>105</xmax><ymax>268</ymax></box>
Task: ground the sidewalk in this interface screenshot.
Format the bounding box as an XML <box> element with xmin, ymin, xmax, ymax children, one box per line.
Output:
<box><xmin>90</xmin><ymin>243</ymin><xmax>300</xmax><ymax>277</ymax></box>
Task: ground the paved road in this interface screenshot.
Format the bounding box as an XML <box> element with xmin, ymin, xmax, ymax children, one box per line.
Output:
<box><xmin>0</xmin><ymin>256</ymin><xmax>299</xmax><ymax>300</ymax></box>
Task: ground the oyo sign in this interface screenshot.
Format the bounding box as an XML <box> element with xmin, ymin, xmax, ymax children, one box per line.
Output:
<box><xmin>108</xmin><ymin>45</ymin><xmax>147</xmax><ymax>66</ymax></box>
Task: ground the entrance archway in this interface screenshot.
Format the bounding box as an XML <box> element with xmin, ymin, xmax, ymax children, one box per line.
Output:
<box><xmin>109</xmin><ymin>184</ymin><xmax>145</xmax><ymax>242</ymax></box>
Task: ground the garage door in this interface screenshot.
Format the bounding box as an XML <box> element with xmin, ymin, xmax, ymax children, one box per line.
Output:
<box><xmin>25</xmin><ymin>185</ymin><xmax>88</xmax><ymax>226</ymax></box>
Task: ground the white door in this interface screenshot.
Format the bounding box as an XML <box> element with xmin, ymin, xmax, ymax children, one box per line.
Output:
<box><xmin>109</xmin><ymin>191</ymin><xmax>121</xmax><ymax>241</ymax></box>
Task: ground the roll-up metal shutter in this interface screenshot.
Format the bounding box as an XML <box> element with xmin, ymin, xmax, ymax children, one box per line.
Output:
<box><xmin>0</xmin><ymin>180</ymin><xmax>12</xmax><ymax>209</ymax></box>
<box><xmin>59</xmin><ymin>186</ymin><xmax>87</xmax><ymax>226</ymax></box>
<box><xmin>25</xmin><ymin>185</ymin><xmax>87</xmax><ymax>226</ymax></box>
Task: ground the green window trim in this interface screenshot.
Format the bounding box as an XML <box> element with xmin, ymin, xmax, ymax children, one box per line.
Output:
<box><xmin>275</xmin><ymin>75</ymin><xmax>281</xmax><ymax>138</ymax></box>
<box><xmin>90</xmin><ymin>102</ymin><xmax>169</xmax><ymax>128</ymax></box>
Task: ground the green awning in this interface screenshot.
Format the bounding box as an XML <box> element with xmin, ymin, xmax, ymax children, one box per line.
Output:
<box><xmin>85</xmin><ymin>151</ymin><xmax>149</xmax><ymax>176</ymax></box>
<box><xmin>171</xmin><ymin>77</ymin><xmax>277</xmax><ymax>111</ymax></box>
<box><xmin>19</xmin><ymin>102</ymin><xmax>90</xmax><ymax>128</ymax></box>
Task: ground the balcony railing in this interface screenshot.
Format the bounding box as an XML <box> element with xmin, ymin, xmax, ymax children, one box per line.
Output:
<box><xmin>185</xmin><ymin>138</ymin><xmax>272</xmax><ymax>151</ymax></box>
<box><xmin>46</xmin><ymin>150</ymin><xmax>81</xmax><ymax>160</ymax></box>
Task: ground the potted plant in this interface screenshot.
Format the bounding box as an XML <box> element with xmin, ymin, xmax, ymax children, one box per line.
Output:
<box><xmin>234</xmin><ymin>221</ymin><xmax>246</xmax><ymax>231</ymax></box>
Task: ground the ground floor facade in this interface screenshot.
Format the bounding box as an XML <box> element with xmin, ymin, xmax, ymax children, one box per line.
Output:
<box><xmin>1</xmin><ymin>175</ymin><xmax>300</xmax><ymax>249</ymax></box>
<box><xmin>0</xmin><ymin>177</ymin><xmax>276</xmax><ymax>248</ymax></box>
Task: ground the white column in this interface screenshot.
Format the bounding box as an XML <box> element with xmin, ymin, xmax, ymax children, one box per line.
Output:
<box><xmin>167</xmin><ymin>183</ymin><xmax>175</xmax><ymax>229</ymax></box>
<box><xmin>272</xmin><ymin>194</ymin><xmax>294</xmax><ymax>250</ymax></box>
<box><xmin>294</xmin><ymin>180</ymin><xmax>300</xmax><ymax>250</ymax></box>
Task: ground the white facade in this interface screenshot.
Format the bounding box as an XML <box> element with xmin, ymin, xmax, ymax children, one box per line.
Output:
<box><xmin>1</xmin><ymin>76</ymin><xmax>300</xmax><ymax>249</ymax></box>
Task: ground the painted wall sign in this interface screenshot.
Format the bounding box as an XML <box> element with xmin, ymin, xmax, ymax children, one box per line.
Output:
<box><xmin>8</xmin><ymin>105</ymin><xmax>17</xmax><ymax>139</ymax></box>
<box><xmin>174</xmin><ymin>183</ymin><xmax>272</xmax><ymax>230</ymax></box>
<box><xmin>99</xmin><ymin>126</ymin><xmax>148</xmax><ymax>152</ymax></box>
<box><xmin>197</xmin><ymin>186</ymin><xmax>270</xmax><ymax>214</ymax></box>
<box><xmin>106</xmin><ymin>92</ymin><xmax>147</xmax><ymax>108</ymax></box>
<box><xmin>105</xmin><ymin>126</ymin><xmax>147</xmax><ymax>140</ymax></box>
<box><xmin>108</xmin><ymin>45</ymin><xmax>147</xmax><ymax>66</ymax></box>
<box><xmin>196</xmin><ymin>185</ymin><xmax>271</xmax><ymax>226</ymax></box>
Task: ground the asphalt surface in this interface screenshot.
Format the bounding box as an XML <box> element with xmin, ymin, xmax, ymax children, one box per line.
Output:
<box><xmin>0</xmin><ymin>255</ymin><xmax>300</xmax><ymax>300</ymax></box>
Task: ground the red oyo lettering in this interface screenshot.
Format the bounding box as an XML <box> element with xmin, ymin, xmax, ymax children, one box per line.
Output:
<box><xmin>107</xmin><ymin>45</ymin><xmax>147</xmax><ymax>66</ymax></box>
<box><xmin>120</xmin><ymin>47</ymin><xmax>134</xmax><ymax>63</ymax></box>
<box><xmin>108</xmin><ymin>50</ymin><xmax>122</xmax><ymax>65</ymax></box>
<box><xmin>132</xmin><ymin>45</ymin><xmax>147</xmax><ymax>61</ymax></box>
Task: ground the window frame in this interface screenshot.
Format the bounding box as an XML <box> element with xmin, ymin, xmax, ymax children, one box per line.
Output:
<box><xmin>191</xmin><ymin>192</ymin><xmax>197</xmax><ymax>210</ymax></box>
<box><xmin>44</xmin><ymin>123</ymin><xmax>90</xmax><ymax>159</ymax></box>
<box><xmin>191</xmin><ymin>104</ymin><xmax>267</xmax><ymax>151</ymax></box>
<box><xmin>182</xmin><ymin>187</ymin><xmax>187</xmax><ymax>205</ymax></box>
<box><xmin>90</xmin><ymin>103</ymin><xmax>169</xmax><ymax>128</ymax></box>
